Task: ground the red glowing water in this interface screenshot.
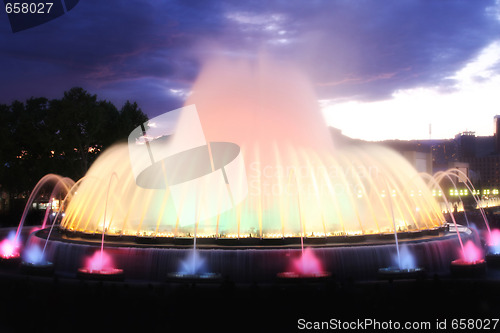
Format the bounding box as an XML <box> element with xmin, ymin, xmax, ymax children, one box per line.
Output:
<box><xmin>83</xmin><ymin>250</ymin><xmax>116</xmax><ymax>272</ymax></box>
<box><xmin>460</xmin><ymin>240</ymin><xmax>483</xmax><ymax>263</ymax></box>
<box><xmin>292</xmin><ymin>248</ymin><xmax>325</xmax><ymax>276</ymax></box>
<box><xmin>0</xmin><ymin>236</ymin><xmax>20</xmax><ymax>259</ymax></box>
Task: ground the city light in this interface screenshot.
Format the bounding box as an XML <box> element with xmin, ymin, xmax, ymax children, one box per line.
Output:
<box><xmin>446</xmin><ymin>188</ymin><xmax>500</xmax><ymax>197</ymax></box>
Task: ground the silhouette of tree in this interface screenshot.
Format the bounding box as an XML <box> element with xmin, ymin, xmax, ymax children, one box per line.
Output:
<box><xmin>49</xmin><ymin>88</ymin><xmax>121</xmax><ymax>177</ymax></box>
<box><xmin>0</xmin><ymin>87</ymin><xmax>148</xmax><ymax>199</ymax></box>
<box><xmin>118</xmin><ymin>100</ymin><xmax>149</xmax><ymax>139</ymax></box>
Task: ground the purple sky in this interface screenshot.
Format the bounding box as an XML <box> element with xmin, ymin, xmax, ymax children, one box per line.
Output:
<box><xmin>2</xmin><ymin>1</ymin><xmax>500</xmax><ymax>139</ymax></box>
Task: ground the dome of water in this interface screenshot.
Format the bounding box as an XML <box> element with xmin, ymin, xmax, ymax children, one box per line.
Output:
<box><xmin>60</xmin><ymin>57</ymin><xmax>444</xmax><ymax>238</ymax></box>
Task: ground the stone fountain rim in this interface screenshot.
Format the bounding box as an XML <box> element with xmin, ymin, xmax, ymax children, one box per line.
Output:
<box><xmin>28</xmin><ymin>225</ymin><xmax>463</xmax><ymax>250</ymax></box>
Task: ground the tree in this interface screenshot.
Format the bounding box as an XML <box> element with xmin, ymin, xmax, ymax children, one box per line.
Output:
<box><xmin>49</xmin><ymin>88</ymin><xmax>116</xmax><ymax>176</ymax></box>
<box><xmin>0</xmin><ymin>87</ymin><xmax>148</xmax><ymax>197</ymax></box>
<box><xmin>0</xmin><ymin>103</ymin><xmax>13</xmax><ymax>191</ymax></box>
<box><xmin>4</xmin><ymin>98</ymin><xmax>52</xmax><ymax>195</ymax></box>
<box><xmin>117</xmin><ymin>100</ymin><xmax>149</xmax><ymax>140</ymax></box>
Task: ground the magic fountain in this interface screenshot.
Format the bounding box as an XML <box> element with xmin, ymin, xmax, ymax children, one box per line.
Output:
<box><xmin>9</xmin><ymin>58</ymin><xmax>483</xmax><ymax>281</ymax></box>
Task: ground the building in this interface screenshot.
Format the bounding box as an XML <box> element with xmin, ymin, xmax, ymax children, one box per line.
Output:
<box><xmin>330</xmin><ymin>115</ymin><xmax>500</xmax><ymax>197</ymax></box>
<box><xmin>453</xmin><ymin>123</ymin><xmax>500</xmax><ymax>190</ymax></box>
<box><xmin>494</xmin><ymin>115</ymin><xmax>500</xmax><ymax>153</ymax></box>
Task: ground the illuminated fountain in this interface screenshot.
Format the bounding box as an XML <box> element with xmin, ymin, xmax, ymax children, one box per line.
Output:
<box><xmin>22</xmin><ymin>57</ymin><xmax>469</xmax><ymax>282</ymax></box>
<box><xmin>15</xmin><ymin>174</ymin><xmax>74</xmax><ymax>241</ymax></box>
<box><xmin>0</xmin><ymin>174</ymin><xmax>73</xmax><ymax>265</ymax></box>
<box><xmin>77</xmin><ymin>173</ymin><xmax>124</xmax><ymax>280</ymax></box>
<box><xmin>77</xmin><ymin>250</ymin><xmax>124</xmax><ymax>280</ymax></box>
<box><xmin>278</xmin><ymin>186</ymin><xmax>330</xmax><ymax>279</ymax></box>
<box><xmin>431</xmin><ymin>169</ymin><xmax>488</xmax><ymax>275</ymax></box>
<box><xmin>277</xmin><ymin>248</ymin><xmax>329</xmax><ymax>279</ymax></box>
<box><xmin>56</xmin><ymin>134</ymin><xmax>443</xmax><ymax>241</ymax></box>
<box><xmin>0</xmin><ymin>231</ymin><xmax>21</xmax><ymax>265</ymax></box>
<box><xmin>449</xmin><ymin>240</ymin><xmax>486</xmax><ymax>276</ymax></box>
<box><xmin>378</xmin><ymin>244</ymin><xmax>424</xmax><ymax>279</ymax></box>
<box><xmin>168</xmin><ymin>251</ymin><xmax>221</xmax><ymax>281</ymax></box>
<box><xmin>169</xmin><ymin>205</ymin><xmax>221</xmax><ymax>281</ymax></box>
<box><xmin>377</xmin><ymin>173</ymin><xmax>424</xmax><ymax>279</ymax></box>
<box><xmin>20</xmin><ymin>243</ymin><xmax>54</xmax><ymax>275</ymax></box>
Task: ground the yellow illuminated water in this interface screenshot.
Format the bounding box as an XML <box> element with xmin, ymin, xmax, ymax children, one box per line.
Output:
<box><xmin>60</xmin><ymin>57</ymin><xmax>444</xmax><ymax>238</ymax></box>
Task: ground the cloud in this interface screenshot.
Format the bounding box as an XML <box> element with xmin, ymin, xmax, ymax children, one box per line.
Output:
<box><xmin>0</xmin><ymin>0</ymin><xmax>225</xmax><ymax>110</ymax></box>
<box><xmin>322</xmin><ymin>39</ymin><xmax>500</xmax><ymax>141</ymax></box>
<box><xmin>0</xmin><ymin>0</ymin><xmax>499</xmax><ymax>119</ymax></box>
<box><xmin>301</xmin><ymin>1</ymin><xmax>500</xmax><ymax>102</ymax></box>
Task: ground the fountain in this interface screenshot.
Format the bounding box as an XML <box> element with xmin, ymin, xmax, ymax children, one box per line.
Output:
<box><xmin>377</xmin><ymin>173</ymin><xmax>424</xmax><ymax>280</ymax></box>
<box><xmin>20</xmin><ymin>243</ymin><xmax>54</xmax><ymax>275</ymax></box>
<box><xmin>277</xmin><ymin>248</ymin><xmax>329</xmax><ymax>280</ymax></box>
<box><xmin>433</xmin><ymin>169</ymin><xmax>492</xmax><ymax>235</ymax></box>
<box><xmin>418</xmin><ymin>171</ymin><xmax>487</xmax><ymax>276</ymax></box>
<box><xmin>168</xmin><ymin>205</ymin><xmax>221</xmax><ymax>282</ymax></box>
<box><xmin>0</xmin><ymin>174</ymin><xmax>73</xmax><ymax>266</ymax></box>
<box><xmin>378</xmin><ymin>244</ymin><xmax>424</xmax><ymax>280</ymax></box>
<box><xmin>0</xmin><ymin>231</ymin><xmax>21</xmax><ymax>265</ymax></box>
<box><xmin>450</xmin><ymin>240</ymin><xmax>486</xmax><ymax>276</ymax></box>
<box><xmin>168</xmin><ymin>250</ymin><xmax>221</xmax><ymax>282</ymax></box>
<box><xmin>278</xmin><ymin>174</ymin><xmax>330</xmax><ymax>280</ymax></box>
<box><xmin>20</xmin><ymin>57</ymin><xmax>470</xmax><ymax>283</ymax></box>
<box><xmin>77</xmin><ymin>250</ymin><xmax>124</xmax><ymax>281</ymax></box>
<box><xmin>77</xmin><ymin>173</ymin><xmax>124</xmax><ymax>280</ymax></box>
<box><xmin>14</xmin><ymin>174</ymin><xmax>74</xmax><ymax>243</ymax></box>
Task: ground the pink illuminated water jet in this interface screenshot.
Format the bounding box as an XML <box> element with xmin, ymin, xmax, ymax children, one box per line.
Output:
<box><xmin>278</xmin><ymin>248</ymin><xmax>329</xmax><ymax>279</ymax></box>
<box><xmin>0</xmin><ymin>231</ymin><xmax>21</xmax><ymax>260</ymax></box>
<box><xmin>78</xmin><ymin>250</ymin><xmax>123</xmax><ymax>277</ymax></box>
<box><xmin>293</xmin><ymin>248</ymin><xmax>323</xmax><ymax>275</ymax></box>
<box><xmin>451</xmin><ymin>240</ymin><xmax>486</xmax><ymax>274</ymax></box>
<box><xmin>460</xmin><ymin>240</ymin><xmax>483</xmax><ymax>263</ymax></box>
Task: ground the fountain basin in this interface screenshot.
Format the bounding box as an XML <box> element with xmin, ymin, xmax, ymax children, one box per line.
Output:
<box><xmin>166</xmin><ymin>272</ymin><xmax>222</xmax><ymax>283</ymax></box>
<box><xmin>25</xmin><ymin>226</ymin><xmax>473</xmax><ymax>283</ymax></box>
<box><xmin>377</xmin><ymin>267</ymin><xmax>425</xmax><ymax>280</ymax></box>
<box><xmin>60</xmin><ymin>226</ymin><xmax>447</xmax><ymax>247</ymax></box>
<box><xmin>485</xmin><ymin>252</ymin><xmax>500</xmax><ymax>268</ymax></box>
<box><xmin>0</xmin><ymin>253</ymin><xmax>21</xmax><ymax>267</ymax></box>
<box><xmin>20</xmin><ymin>261</ymin><xmax>54</xmax><ymax>276</ymax></box>
<box><xmin>276</xmin><ymin>271</ymin><xmax>331</xmax><ymax>282</ymax></box>
<box><xmin>450</xmin><ymin>259</ymin><xmax>487</xmax><ymax>277</ymax></box>
<box><xmin>77</xmin><ymin>267</ymin><xmax>124</xmax><ymax>281</ymax></box>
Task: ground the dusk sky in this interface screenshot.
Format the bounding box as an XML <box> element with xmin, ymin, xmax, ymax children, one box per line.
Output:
<box><xmin>2</xmin><ymin>1</ymin><xmax>500</xmax><ymax>141</ymax></box>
